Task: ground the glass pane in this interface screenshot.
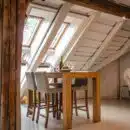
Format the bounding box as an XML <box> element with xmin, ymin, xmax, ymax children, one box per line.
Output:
<box><xmin>21</xmin><ymin>65</ymin><xmax>27</xmax><ymax>81</ymax></box>
<box><xmin>29</xmin><ymin>21</ymin><xmax>50</xmax><ymax>61</ymax></box>
<box><xmin>46</xmin><ymin>24</ymin><xmax>76</xmax><ymax>67</ymax></box>
<box><xmin>50</xmin><ymin>23</ymin><xmax>68</xmax><ymax>48</ymax></box>
<box><xmin>23</xmin><ymin>16</ymin><xmax>41</xmax><ymax>46</ymax></box>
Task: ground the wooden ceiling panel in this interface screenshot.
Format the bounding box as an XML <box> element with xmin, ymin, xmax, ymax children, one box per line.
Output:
<box><xmin>79</xmin><ymin>38</ymin><xmax>102</xmax><ymax>48</ymax></box>
<box><xmin>113</xmin><ymin>35</ymin><xmax>128</xmax><ymax>43</ymax></box>
<box><xmin>76</xmin><ymin>46</ymin><xmax>97</xmax><ymax>53</ymax></box>
<box><xmin>89</xmin><ymin>22</ymin><xmax>113</xmax><ymax>34</ymax></box>
<box><xmin>68</xmin><ymin>55</ymin><xmax>90</xmax><ymax>62</ymax></box>
<box><xmin>117</xmin><ymin>29</ymin><xmax>130</xmax><ymax>38</ymax></box>
<box><xmin>64</xmin><ymin>0</ymin><xmax>130</xmax><ymax>18</ymax></box>
<box><xmin>110</xmin><ymin>41</ymin><xmax>125</xmax><ymax>47</ymax></box>
<box><xmin>83</xmin><ymin>30</ymin><xmax>107</xmax><ymax>41</ymax></box>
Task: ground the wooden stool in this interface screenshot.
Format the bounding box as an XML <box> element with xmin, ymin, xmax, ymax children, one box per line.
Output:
<box><xmin>26</xmin><ymin>89</ymin><xmax>37</xmax><ymax>121</ymax></box>
<box><xmin>26</xmin><ymin>72</ymin><xmax>37</xmax><ymax>121</ymax></box>
<box><xmin>34</xmin><ymin>72</ymin><xmax>62</xmax><ymax>128</ymax></box>
<box><xmin>73</xmin><ymin>90</ymin><xmax>90</xmax><ymax>119</ymax></box>
<box><xmin>72</xmin><ymin>78</ymin><xmax>90</xmax><ymax>119</ymax></box>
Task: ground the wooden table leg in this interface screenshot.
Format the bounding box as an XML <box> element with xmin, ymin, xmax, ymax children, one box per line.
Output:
<box><xmin>63</xmin><ymin>75</ymin><xmax>72</xmax><ymax>130</ymax></box>
<box><xmin>92</xmin><ymin>76</ymin><xmax>101</xmax><ymax>123</ymax></box>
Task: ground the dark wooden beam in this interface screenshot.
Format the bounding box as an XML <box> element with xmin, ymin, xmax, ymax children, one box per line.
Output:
<box><xmin>64</xmin><ymin>0</ymin><xmax>130</xmax><ymax>18</ymax></box>
<box><xmin>0</xmin><ymin>0</ymin><xmax>29</xmax><ymax>130</ymax></box>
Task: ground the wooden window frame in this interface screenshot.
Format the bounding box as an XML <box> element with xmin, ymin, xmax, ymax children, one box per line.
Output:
<box><xmin>50</xmin><ymin>22</ymin><xmax>70</xmax><ymax>49</ymax></box>
<box><xmin>22</xmin><ymin>15</ymin><xmax>44</xmax><ymax>47</ymax></box>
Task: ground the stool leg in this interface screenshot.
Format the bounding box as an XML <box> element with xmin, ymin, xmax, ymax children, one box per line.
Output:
<box><xmin>32</xmin><ymin>89</ymin><xmax>37</xmax><ymax>121</ymax></box>
<box><xmin>45</xmin><ymin>93</ymin><xmax>50</xmax><ymax>128</ymax></box>
<box><xmin>52</xmin><ymin>93</ymin><xmax>56</xmax><ymax>118</ymax></box>
<box><xmin>55</xmin><ymin>93</ymin><xmax>59</xmax><ymax>119</ymax></box>
<box><xmin>85</xmin><ymin>90</ymin><xmax>90</xmax><ymax>119</ymax></box>
<box><xmin>74</xmin><ymin>91</ymin><xmax>78</xmax><ymax>116</ymax></box>
<box><xmin>36</xmin><ymin>92</ymin><xmax>41</xmax><ymax>123</ymax></box>
<box><xmin>72</xmin><ymin>91</ymin><xmax>73</xmax><ymax>116</ymax></box>
<box><xmin>59</xmin><ymin>92</ymin><xmax>62</xmax><ymax>119</ymax></box>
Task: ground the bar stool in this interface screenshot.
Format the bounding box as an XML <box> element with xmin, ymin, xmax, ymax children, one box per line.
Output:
<box><xmin>26</xmin><ymin>72</ymin><xmax>37</xmax><ymax>121</ymax></box>
<box><xmin>72</xmin><ymin>78</ymin><xmax>90</xmax><ymax>119</ymax></box>
<box><xmin>34</xmin><ymin>72</ymin><xmax>62</xmax><ymax>128</ymax></box>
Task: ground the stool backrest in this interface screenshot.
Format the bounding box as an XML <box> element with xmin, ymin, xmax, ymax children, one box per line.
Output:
<box><xmin>34</xmin><ymin>72</ymin><xmax>49</xmax><ymax>93</ymax></box>
<box><xmin>74</xmin><ymin>78</ymin><xmax>88</xmax><ymax>87</ymax></box>
<box><xmin>26</xmin><ymin>72</ymin><xmax>37</xmax><ymax>90</ymax></box>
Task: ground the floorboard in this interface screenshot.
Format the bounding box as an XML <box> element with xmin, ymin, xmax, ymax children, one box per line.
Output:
<box><xmin>21</xmin><ymin>100</ymin><xmax>130</xmax><ymax>130</ymax></box>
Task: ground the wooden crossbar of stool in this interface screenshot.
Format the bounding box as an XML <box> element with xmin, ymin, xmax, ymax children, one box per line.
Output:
<box><xmin>73</xmin><ymin>90</ymin><xmax>90</xmax><ymax>119</ymax></box>
<box><xmin>36</xmin><ymin>92</ymin><xmax>61</xmax><ymax>128</ymax></box>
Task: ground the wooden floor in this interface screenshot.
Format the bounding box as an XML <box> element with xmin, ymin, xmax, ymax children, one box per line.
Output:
<box><xmin>21</xmin><ymin>100</ymin><xmax>130</xmax><ymax>130</ymax></box>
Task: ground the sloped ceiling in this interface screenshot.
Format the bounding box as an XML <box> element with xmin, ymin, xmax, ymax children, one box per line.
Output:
<box><xmin>28</xmin><ymin>0</ymin><xmax>130</xmax><ymax>72</ymax></box>
<box><xmin>109</xmin><ymin>0</ymin><xmax>130</xmax><ymax>8</ymax></box>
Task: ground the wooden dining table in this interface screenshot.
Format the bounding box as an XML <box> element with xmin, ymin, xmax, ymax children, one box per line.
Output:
<box><xmin>46</xmin><ymin>71</ymin><xmax>101</xmax><ymax>130</ymax></box>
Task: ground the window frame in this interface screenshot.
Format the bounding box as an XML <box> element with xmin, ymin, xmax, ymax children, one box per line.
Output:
<box><xmin>50</xmin><ymin>22</ymin><xmax>70</xmax><ymax>49</ymax></box>
<box><xmin>22</xmin><ymin>15</ymin><xmax>44</xmax><ymax>47</ymax></box>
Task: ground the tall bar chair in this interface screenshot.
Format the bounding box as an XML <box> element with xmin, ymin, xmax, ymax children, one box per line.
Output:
<box><xmin>72</xmin><ymin>78</ymin><xmax>90</xmax><ymax>119</ymax></box>
<box><xmin>26</xmin><ymin>72</ymin><xmax>37</xmax><ymax>121</ymax></box>
<box><xmin>34</xmin><ymin>72</ymin><xmax>62</xmax><ymax>128</ymax></box>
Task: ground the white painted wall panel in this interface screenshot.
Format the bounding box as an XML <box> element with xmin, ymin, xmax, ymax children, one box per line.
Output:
<box><xmin>68</xmin><ymin>55</ymin><xmax>89</xmax><ymax>62</ymax></box>
<box><xmin>78</xmin><ymin>60</ymin><xmax>119</xmax><ymax>99</ymax></box>
<box><xmin>111</xmin><ymin>41</ymin><xmax>125</xmax><ymax>47</ymax></box>
<box><xmin>94</xmin><ymin>17</ymin><xmax>116</xmax><ymax>26</ymax></box>
<box><xmin>120</xmin><ymin>52</ymin><xmax>130</xmax><ymax>86</ymax></box>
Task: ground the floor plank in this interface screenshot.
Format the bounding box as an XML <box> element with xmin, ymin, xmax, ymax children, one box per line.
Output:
<box><xmin>21</xmin><ymin>100</ymin><xmax>130</xmax><ymax>130</ymax></box>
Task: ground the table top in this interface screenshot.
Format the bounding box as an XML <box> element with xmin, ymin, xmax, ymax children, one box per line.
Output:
<box><xmin>46</xmin><ymin>71</ymin><xmax>99</xmax><ymax>78</ymax></box>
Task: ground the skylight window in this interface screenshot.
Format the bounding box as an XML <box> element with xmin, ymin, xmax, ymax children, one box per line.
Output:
<box><xmin>50</xmin><ymin>23</ymin><xmax>69</xmax><ymax>49</ymax></box>
<box><xmin>22</xmin><ymin>16</ymin><xmax>43</xmax><ymax>47</ymax></box>
<box><xmin>45</xmin><ymin>24</ymin><xmax>76</xmax><ymax>67</ymax></box>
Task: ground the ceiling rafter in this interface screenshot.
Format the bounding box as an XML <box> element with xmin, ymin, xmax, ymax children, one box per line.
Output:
<box><xmin>64</xmin><ymin>0</ymin><xmax>130</xmax><ymax>18</ymax></box>
<box><xmin>63</xmin><ymin>12</ymin><xmax>100</xmax><ymax>63</ymax></box>
<box><xmin>82</xmin><ymin>18</ymin><xmax>125</xmax><ymax>70</ymax></box>
<box><xmin>91</xmin><ymin>39</ymin><xmax>130</xmax><ymax>71</ymax></box>
<box><xmin>29</xmin><ymin>2</ymin><xmax>72</xmax><ymax>71</ymax></box>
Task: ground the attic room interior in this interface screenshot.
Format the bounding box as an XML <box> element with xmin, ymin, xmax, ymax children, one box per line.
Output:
<box><xmin>0</xmin><ymin>0</ymin><xmax>130</xmax><ymax>130</ymax></box>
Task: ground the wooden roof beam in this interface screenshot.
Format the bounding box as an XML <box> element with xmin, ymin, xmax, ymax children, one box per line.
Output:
<box><xmin>64</xmin><ymin>0</ymin><xmax>130</xmax><ymax>18</ymax></box>
<box><xmin>82</xmin><ymin>18</ymin><xmax>125</xmax><ymax>70</ymax></box>
<box><xmin>64</xmin><ymin>12</ymin><xmax>100</xmax><ymax>63</ymax></box>
<box><xmin>91</xmin><ymin>39</ymin><xmax>130</xmax><ymax>71</ymax></box>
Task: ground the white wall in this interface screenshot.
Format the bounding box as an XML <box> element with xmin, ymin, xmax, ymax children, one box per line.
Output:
<box><xmin>119</xmin><ymin>52</ymin><xmax>130</xmax><ymax>86</ymax></box>
<box><xmin>99</xmin><ymin>60</ymin><xmax>119</xmax><ymax>99</ymax></box>
<box><xmin>77</xmin><ymin>60</ymin><xmax>119</xmax><ymax>99</ymax></box>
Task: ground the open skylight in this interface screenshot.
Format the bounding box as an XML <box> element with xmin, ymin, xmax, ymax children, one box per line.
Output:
<box><xmin>45</xmin><ymin>24</ymin><xmax>77</xmax><ymax>68</ymax></box>
<box><xmin>22</xmin><ymin>16</ymin><xmax>43</xmax><ymax>47</ymax></box>
<box><xmin>21</xmin><ymin>5</ymin><xmax>56</xmax><ymax>82</ymax></box>
<box><xmin>50</xmin><ymin>23</ymin><xmax>69</xmax><ymax>49</ymax></box>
